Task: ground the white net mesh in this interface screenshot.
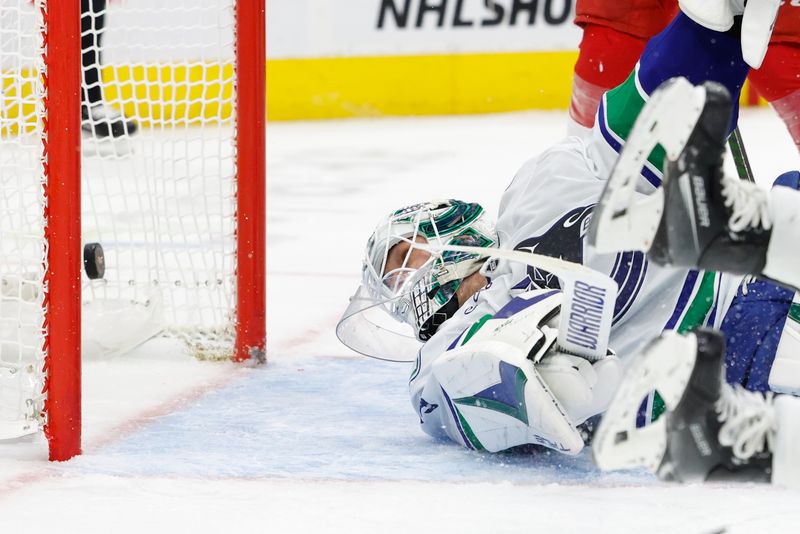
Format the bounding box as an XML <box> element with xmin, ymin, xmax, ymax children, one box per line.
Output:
<box><xmin>0</xmin><ymin>0</ymin><xmax>239</xmax><ymax>437</ymax></box>
<box><xmin>0</xmin><ymin>0</ymin><xmax>47</xmax><ymax>437</ymax></box>
<box><xmin>82</xmin><ymin>0</ymin><xmax>238</xmax><ymax>360</ymax></box>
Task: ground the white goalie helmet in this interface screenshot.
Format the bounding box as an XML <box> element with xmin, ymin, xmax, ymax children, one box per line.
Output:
<box><xmin>337</xmin><ymin>199</ymin><xmax>498</xmax><ymax>362</ymax></box>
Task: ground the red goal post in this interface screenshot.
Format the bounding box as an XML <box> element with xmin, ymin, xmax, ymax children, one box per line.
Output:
<box><xmin>5</xmin><ymin>0</ymin><xmax>265</xmax><ymax>461</ymax></box>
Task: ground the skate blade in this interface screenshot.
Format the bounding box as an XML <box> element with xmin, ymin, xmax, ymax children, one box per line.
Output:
<box><xmin>588</xmin><ymin>77</ymin><xmax>706</xmax><ymax>254</ymax></box>
<box><xmin>592</xmin><ymin>331</ymin><xmax>698</xmax><ymax>472</ymax></box>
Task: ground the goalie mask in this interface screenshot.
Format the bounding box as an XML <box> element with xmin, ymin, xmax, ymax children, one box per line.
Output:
<box><xmin>337</xmin><ymin>199</ymin><xmax>498</xmax><ymax>361</ymax></box>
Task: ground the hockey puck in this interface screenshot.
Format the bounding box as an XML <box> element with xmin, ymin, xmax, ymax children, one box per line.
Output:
<box><xmin>84</xmin><ymin>242</ymin><xmax>105</xmax><ymax>280</ymax></box>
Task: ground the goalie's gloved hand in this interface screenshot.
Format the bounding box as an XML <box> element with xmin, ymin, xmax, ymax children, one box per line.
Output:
<box><xmin>537</xmin><ymin>350</ymin><xmax>622</xmax><ymax>427</ymax></box>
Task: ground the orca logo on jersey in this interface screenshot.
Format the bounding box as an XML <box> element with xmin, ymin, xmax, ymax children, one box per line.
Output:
<box><xmin>419</xmin><ymin>398</ymin><xmax>439</xmax><ymax>422</ymax></box>
<box><xmin>513</xmin><ymin>205</ymin><xmax>595</xmax><ymax>290</ymax></box>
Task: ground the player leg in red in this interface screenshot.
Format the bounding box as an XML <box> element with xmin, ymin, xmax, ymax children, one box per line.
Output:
<box><xmin>569</xmin><ymin>0</ymin><xmax>678</xmax><ymax>136</ymax></box>
<box><xmin>747</xmin><ymin>3</ymin><xmax>800</xmax><ymax>152</ymax></box>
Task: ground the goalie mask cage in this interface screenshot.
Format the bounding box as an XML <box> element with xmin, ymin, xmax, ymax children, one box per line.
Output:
<box><xmin>0</xmin><ymin>0</ymin><xmax>265</xmax><ymax>460</ymax></box>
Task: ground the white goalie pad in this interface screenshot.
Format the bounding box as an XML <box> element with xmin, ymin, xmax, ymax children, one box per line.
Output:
<box><xmin>592</xmin><ymin>331</ymin><xmax>698</xmax><ymax>472</ymax></box>
<box><xmin>432</xmin><ymin>339</ymin><xmax>585</xmax><ymax>454</ymax></box>
<box><xmin>587</xmin><ymin>77</ymin><xmax>707</xmax><ymax>255</ymax></box>
<box><xmin>425</xmin><ymin>244</ymin><xmax>618</xmax><ymax>363</ymax></box>
<box><xmin>773</xmin><ymin>395</ymin><xmax>800</xmax><ymax>489</ymax></box>
<box><xmin>763</xmin><ymin>187</ymin><xmax>800</xmax><ymax>294</ymax></box>
<box><xmin>768</xmin><ymin>293</ymin><xmax>800</xmax><ymax>395</ymax></box>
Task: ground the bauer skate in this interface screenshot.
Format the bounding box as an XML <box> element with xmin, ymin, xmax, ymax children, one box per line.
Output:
<box><xmin>587</xmin><ymin>77</ymin><xmax>708</xmax><ymax>255</ymax></box>
<box><xmin>593</xmin><ymin>329</ymin><xmax>777</xmax><ymax>483</ymax></box>
<box><xmin>588</xmin><ymin>77</ymin><xmax>773</xmax><ymax>277</ymax></box>
<box><xmin>647</xmin><ymin>85</ymin><xmax>773</xmax><ymax>276</ymax></box>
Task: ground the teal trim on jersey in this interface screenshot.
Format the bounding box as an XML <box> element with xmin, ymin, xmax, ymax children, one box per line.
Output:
<box><xmin>677</xmin><ymin>271</ymin><xmax>717</xmax><ymax>333</ymax></box>
<box><xmin>788</xmin><ymin>303</ymin><xmax>800</xmax><ymax>324</ymax></box>
<box><xmin>604</xmin><ymin>70</ymin><xmax>666</xmax><ymax>173</ymax></box>
<box><xmin>409</xmin><ymin>352</ymin><xmax>422</xmax><ymax>383</ymax></box>
<box><xmin>453</xmin><ymin>366</ymin><xmax>529</xmax><ymax>425</ymax></box>
<box><xmin>454</xmin><ymin>409</ymin><xmax>486</xmax><ymax>451</ymax></box>
<box><xmin>461</xmin><ymin>314</ymin><xmax>493</xmax><ymax>345</ymax></box>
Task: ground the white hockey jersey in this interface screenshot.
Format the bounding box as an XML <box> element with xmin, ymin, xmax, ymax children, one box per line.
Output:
<box><xmin>409</xmin><ymin>134</ymin><xmax>742</xmax><ymax>450</ymax></box>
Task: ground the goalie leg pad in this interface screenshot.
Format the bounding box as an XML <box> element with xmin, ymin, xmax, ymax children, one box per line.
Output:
<box><xmin>769</xmin><ymin>295</ymin><xmax>800</xmax><ymax>395</ymax></box>
<box><xmin>763</xmin><ymin>185</ymin><xmax>800</xmax><ymax>290</ymax></box>
<box><xmin>432</xmin><ymin>339</ymin><xmax>585</xmax><ymax>455</ymax></box>
<box><xmin>772</xmin><ymin>394</ymin><xmax>800</xmax><ymax>489</ymax></box>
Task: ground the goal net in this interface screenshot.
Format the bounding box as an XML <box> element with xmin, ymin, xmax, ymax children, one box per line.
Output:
<box><xmin>0</xmin><ymin>0</ymin><xmax>265</xmax><ymax>460</ymax></box>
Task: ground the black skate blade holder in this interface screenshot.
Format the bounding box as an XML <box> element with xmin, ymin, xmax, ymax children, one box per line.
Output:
<box><xmin>587</xmin><ymin>77</ymin><xmax>708</xmax><ymax>254</ymax></box>
<box><xmin>592</xmin><ymin>331</ymin><xmax>700</xmax><ymax>473</ymax></box>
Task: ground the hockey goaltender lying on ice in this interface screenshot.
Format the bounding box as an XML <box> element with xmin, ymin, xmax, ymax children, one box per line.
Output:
<box><xmin>336</xmin><ymin>0</ymin><xmax>800</xmax><ymax>488</ymax></box>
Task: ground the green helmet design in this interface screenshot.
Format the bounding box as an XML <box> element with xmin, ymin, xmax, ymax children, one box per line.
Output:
<box><xmin>338</xmin><ymin>199</ymin><xmax>498</xmax><ymax>361</ymax></box>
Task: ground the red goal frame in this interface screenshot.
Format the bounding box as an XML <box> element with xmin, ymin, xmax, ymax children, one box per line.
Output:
<box><xmin>43</xmin><ymin>0</ymin><xmax>266</xmax><ymax>461</ymax></box>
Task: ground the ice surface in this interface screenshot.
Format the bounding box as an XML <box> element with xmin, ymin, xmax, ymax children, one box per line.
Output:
<box><xmin>0</xmin><ymin>109</ymin><xmax>799</xmax><ymax>533</ymax></box>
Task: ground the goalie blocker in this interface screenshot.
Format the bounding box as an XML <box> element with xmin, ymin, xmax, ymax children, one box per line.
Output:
<box><xmin>593</xmin><ymin>329</ymin><xmax>800</xmax><ymax>489</ymax></box>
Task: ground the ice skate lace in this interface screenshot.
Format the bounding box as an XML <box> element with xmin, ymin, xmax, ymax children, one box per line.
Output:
<box><xmin>721</xmin><ymin>176</ymin><xmax>772</xmax><ymax>233</ymax></box>
<box><xmin>716</xmin><ymin>383</ymin><xmax>776</xmax><ymax>461</ymax></box>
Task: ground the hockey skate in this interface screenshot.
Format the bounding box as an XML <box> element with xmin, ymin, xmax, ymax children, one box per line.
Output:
<box><xmin>593</xmin><ymin>329</ymin><xmax>782</xmax><ymax>484</ymax></box>
<box><xmin>587</xmin><ymin>77</ymin><xmax>708</xmax><ymax>255</ymax></box>
<box><xmin>588</xmin><ymin>77</ymin><xmax>775</xmax><ymax>277</ymax></box>
<box><xmin>647</xmin><ymin>83</ymin><xmax>773</xmax><ymax>276</ymax></box>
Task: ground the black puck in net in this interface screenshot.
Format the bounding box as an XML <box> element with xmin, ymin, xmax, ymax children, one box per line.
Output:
<box><xmin>84</xmin><ymin>242</ymin><xmax>105</xmax><ymax>280</ymax></box>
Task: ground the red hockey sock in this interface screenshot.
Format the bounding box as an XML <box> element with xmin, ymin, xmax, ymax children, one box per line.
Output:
<box><xmin>749</xmin><ymin>43</ymin><xmax>800</xmax><ymax>102</ymax></box>
<box><xmin>772</xmin><ymin>91</ymin><xmax>800</xmax><ymax>152</ymax></box>
<box><xmin>569</xmin><ymin>73</ymin><xmax>609</xmax><ymax>130</ymax></box>
<box><xmin>570</xmin><ymin>24</ymin><xmax>649</xmax><ymax>128</ymax></box>
<box><xmin>749</xmin><ymin>44</ymin><xmax>800</xmax><ymax>151</ymax></box>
